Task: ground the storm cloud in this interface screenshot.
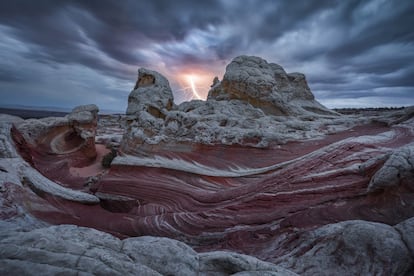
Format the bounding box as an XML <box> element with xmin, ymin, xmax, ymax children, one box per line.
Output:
<box><xmin>0</xmin><ymin>0</ymin><xmax>413</xmax><ymax>110</ymax></box>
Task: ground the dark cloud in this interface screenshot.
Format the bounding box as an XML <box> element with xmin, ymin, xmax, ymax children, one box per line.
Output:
<box><xmin>250</xmin><ymin>0</ymin><xmax>337</xmax><ymax>40</ymax></box>
<box><xmin>0</xmin><ymin>68</ymin><xmax>24</xmax><ymax>83</ymax></box>
<box><xmin>327</xmin><ymin>1</ymin><xmax>414</xmax><ymax>59</ymax></box>
<box><xmin>0</xmin><ymin>0</ymin><xmax>413</xmax><ymax>110</ymax></box>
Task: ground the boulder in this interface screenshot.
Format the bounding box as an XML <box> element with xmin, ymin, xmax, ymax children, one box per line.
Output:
<box><xmin>199</xmin><ymin>251</ymin><xmax>298</xmax><ymax>275</ymax></box>
<box><xmin>122</xmin><ymin>69</ymin><xmax>175</xmax><ymax>149</ymax></box>
<box><xmin>72</xmin><ymin>104</ymin><xmax>99</xmax><ymax>115</ymax></box>
<box><xmin>67</xmin><ymin>104</ymin><xmax>99</xmax><ymax>159</ymax></box>
<box><xmin>368</xmin><ymin>143</ymin><xmax>414</xmax><ymax>192</ymax></box>
<box><xmin>275</xmin><ymin>220</ymin><xmax>413</xmax><ymax>275</ymax></box>
<box><xmin>209</xmin><ymin>56</ymin><xmax>290</xmax><ymax>115</ymax></box>
<box><xmin>0</xmin><ymin>224</ymin><xmax>296</xmax><ymax>275</ymax></box>
<box><xmin>126</xmin><ymin>68</ymin><xmax>174</xmax><ymax>117</ymax></box>
<box><xmin>207</xmin><ymin>55</ymin><xmax>336</xmax><ymax>116</ymax></box>
<box><xmin>395</xmin><ymin>217</ymin><xmax>414</xmax><ymax>258</ymax></box>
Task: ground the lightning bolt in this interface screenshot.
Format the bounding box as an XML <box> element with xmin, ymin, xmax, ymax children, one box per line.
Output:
<box><xmin>187</xmin><ymin>75</ymin><xmax>203</xmax><ymax>100</ymax></box>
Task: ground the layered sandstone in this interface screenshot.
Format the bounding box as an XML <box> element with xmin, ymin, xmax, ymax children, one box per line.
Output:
<box><xmin>208</xmin><ymin>55</ymin><xmax>335</xmax><ymax>116</ymax></box>
<box><xmin>15</xmin><ymin>104</ymin><xmax>99</xmax><ymax>159</ymax></box>
<box><xmin>0</xmin><ymin>105</ymin><xmax>101</xmax><ymax>203</ymax></box>
<box><xmin>1</xmin><ymin>56</ymin><xmax>414</xmax><ymax>275</ymax></box>
<box><xmin>121</xmin><ymin>56</ymin><xmax>342</xmax><ymax>153</ymax></box>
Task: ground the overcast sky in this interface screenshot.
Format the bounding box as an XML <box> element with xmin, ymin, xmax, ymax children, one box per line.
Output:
<box><xmin>0</xmin><ymin>0</ymin><xmax>413</xmax><ymax>111</ymax></box>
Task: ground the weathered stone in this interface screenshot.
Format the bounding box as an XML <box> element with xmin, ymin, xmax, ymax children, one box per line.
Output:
<box><xmin>0</xmin><ymin>225</ymin><xmax>158</xmax><ymax>275</ymax></box>
<box><xmin>72</xmin><ymin>104</ymin><xmax>99</xmax><ymax>116</ymax></box>
<box><xmin>2</xmin><ymin>56</ymin><xmax>414</xmax><ymax>276</ymax></box>
<box><xmin>0</xmin><ymin>224</ymin><xmax>296</xmax><ymax>275</ymax></box>
<box><xmin>275</xmin><ymin>220</ymin><xmax>413</xmax><ymax>275</ymax></box>
<box><xmin>14</xmin><ymin>104</ymin><xmax>99</xmax><ymax>159</ymax></box>
<box><xmin>0</xmin><ymin>122</ymin><xmax>19</xmax><ymax>158</ymax></box>
<box><xmin>368</xmin><ymin>143</ymin><xmax>414</xmax><ymax>192</ymax></box>
<box><xmin>207</xmin><ymin>55</ymin><xmax>335</xmax><ymax>116</ymax></box>
<box><xmin>126</xmin><ymin>68</ymin><xmax>174</xmax><ymax>117</ymax></box>
<box><xmin>395</xmin><ymin>217</ymin><xmax>414</xmax><ymax>258</ymax></box>
<box><xmin>199</xmin><ymin>251</ymin><xmax>298</xmax><ymax>275</ymax></box>
<box><xmin>122</xmin><ymin>236</ymin><xmax>199</xmax><ymax>275</ymax></box>
<box><xmin>121</xmin><ymin>56</ymin><xmax>343</xmax><ymax>150</ymax></box>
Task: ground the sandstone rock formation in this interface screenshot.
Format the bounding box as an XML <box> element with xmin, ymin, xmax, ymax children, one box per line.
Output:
<box><xmin>1</xmin><ymin>106</ymin><xmax>414</xmax><ymax>274</ymax></box>
<box><xmin>127</xmin><ymin>68</ymin><xmax>174</xmax><ymax>117</ymax></box>
<box><xmin>395</xmin><ymin>217</ymin><xmax>414</xmax><ymax>257</ymax></box>
<box><xmin>208</xmin><ymin>56</ymin><xmax>334</xmax><ymax>116</ymax></box>
<box><xmin>1</xmin><ymin>56</ymin><xmax>414</xmax><ymax>275</ymax></box>
<box><xmin>0</xmin><ymin>105</ymin><xmax>102</xmax><ymax>205</ymax></box>
<box><xmin>121</xmin><ymin>56</ymin><xmax>343</xmax><ymax>152</ymax></box>
<box><xmin>0</xmin><ymin>224</ymin><xmax>297</xmax><ymax>276</ymax></box>
<box><xmin>0</xmin><ymin>116</ymin><xmax>100</xmax><ymax>204</ymax></box>
<box><xmin>15</xmin><ymin>104</ymin><xmax>99</xmax><ymax>159</ymax></box>
<box><xmin>368</xmin><ymin>143</ymin><xmax>414</xmax><ymax>192</ymax></box>
<box><xmin>274</xmin><ymin>220</ymin><xmax>413</xmax><ymax>275</ymax></box>
<box><xmin>122</xmin><ymin>68</ymin><xmax>175</xmax><ymax>149</ymax></box>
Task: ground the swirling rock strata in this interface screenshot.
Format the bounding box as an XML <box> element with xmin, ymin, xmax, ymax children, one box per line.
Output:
<box><xmin>1</xmin><ymin>109</ymin><xmax>414</xmax><ymax>275</ymax></box>
<box><xmin>0</xmin><ymin>107</ymin><xmax>100</xmax><ymax>204</ymax></box>
<box><xmin>1</xmin><ymin>56</ymin><xmax>414</xmax><ymax>275</ymax></box>
<box><xmin>14</xmin><ymin>104</ymin><xmax>99</xmax><ymax>160</ymax></box>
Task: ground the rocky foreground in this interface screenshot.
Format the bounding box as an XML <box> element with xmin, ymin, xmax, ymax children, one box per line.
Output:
<box><xmin>1</xmin><ymin>56</ymin><xmax>414</xmax><ymax>275</ymax></box>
